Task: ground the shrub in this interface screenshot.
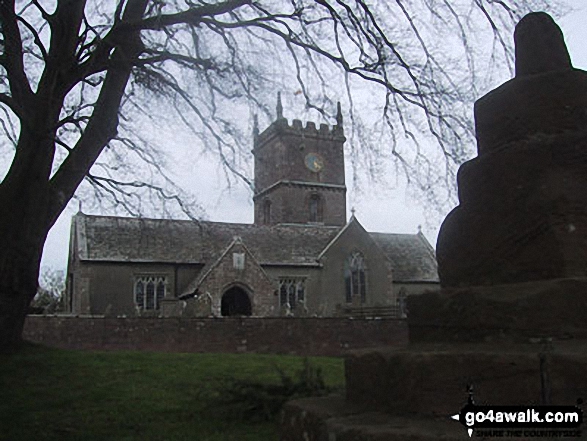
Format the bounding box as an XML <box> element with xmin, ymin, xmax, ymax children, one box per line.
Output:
<box><xmin>215</xmin><ymin>358</ymin><xmax>332</xmax><ymax>422</ymax></box>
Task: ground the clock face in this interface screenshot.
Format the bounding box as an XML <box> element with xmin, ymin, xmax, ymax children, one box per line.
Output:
<box><xmin>305</xmin><ymin>152</ymin><xmax>324</xmax><ymax>173</ymax></box>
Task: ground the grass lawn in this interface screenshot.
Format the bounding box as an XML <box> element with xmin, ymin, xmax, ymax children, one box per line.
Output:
<box><xmin>0</xmin><ymin>343</ymin><xmax>344</xmax><ymax>441</ymax></box>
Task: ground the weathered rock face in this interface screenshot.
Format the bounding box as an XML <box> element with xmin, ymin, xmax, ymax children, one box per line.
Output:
<box><xmin>437</xmin><ymin>12</ymin><xmax>587</xmax><ymax>288</ymax></box>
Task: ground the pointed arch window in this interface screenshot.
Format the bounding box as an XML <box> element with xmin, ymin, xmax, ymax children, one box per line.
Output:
<box><xmin>146</xmin><ymin>280</ymin><xmax>155</xmax><ymax>309</ymax></box>
<box><xmin>135</xmin><ymin>280</ymin><xmax>145</xmax><ymax>308</ymax></box>
<box><xmin>279</xmin><ymin>278</ymin><xmax>306</xmax><ymax>310</ymax></box>
<box><xmin>397</xmin><ymin>288</ymin><xmax>408</xmax><ymax>319</ymax></box>
<box><xmin>263</xmin><ymin>200</ymin><xmax>271</xmax><ymax>225</ymax></box>
<box><xmin>344</xmin><ymin>252</ymin><xmax>366</xmax><ymax>304</ymax></box>
<box><xmin>156</xmin><ymin>279</ymin><xmax>165</xmax><ymax>307</ymax></box>
<box><xmin>134</xmin><ymin>276</ymin><xmax>167</xmax><ymax>310</ymax></box>
<box><xmin>309</xmin><ymin>194</ymin><xmax>323</xmax><ymax>223</ymax></box>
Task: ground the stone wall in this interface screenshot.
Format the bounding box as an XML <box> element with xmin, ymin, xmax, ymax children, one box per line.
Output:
<box><xmin>255</xmin><ymin>183</ymin><xmax>347</xmax><ymax>227</ymax></box>
<box><xmin>69</xmin><ymin>260</ymin><xmax>203</xmax><ymax>316</ymax></box>
<box><xmin>23</xmin><ymin>316</ymin><xmax>407</xmax><ymax>356</ymax></box>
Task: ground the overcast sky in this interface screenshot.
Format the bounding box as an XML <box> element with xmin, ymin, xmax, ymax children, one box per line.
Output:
<box><xmin>41</xmin><ymin>3</ymin><xmax>587</xmax><ymax>272</ymax></box>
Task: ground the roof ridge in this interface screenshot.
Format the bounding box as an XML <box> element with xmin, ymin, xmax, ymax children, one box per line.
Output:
<box><xmin>81</xmin><ymin>213</ymin><xmax>258</xmax><ymax>228</ymax></box>
<box><xmin>369</xmin><ymin>231</ymin><xmax>419</xmax><ymax>237</ymax></box>
<box><xmin>79</xmin><ymin>213</ymin><xmax>343</xmax><ymax>230</ymax></box>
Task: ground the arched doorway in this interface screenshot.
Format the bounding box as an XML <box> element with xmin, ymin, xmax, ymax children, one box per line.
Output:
<box><xmin>221</xmin><ymin>286</ymin><xmax>252</xmax><ymax>316</ymax></box>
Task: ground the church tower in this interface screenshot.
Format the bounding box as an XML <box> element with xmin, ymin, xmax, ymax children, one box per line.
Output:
<box><xmin>253</xmin><ymin>95</ymin><xmax>347</xmax><ymax>226</ymax></box>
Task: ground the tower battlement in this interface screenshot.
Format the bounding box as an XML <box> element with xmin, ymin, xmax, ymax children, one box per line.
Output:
<box><xmin>255</xmin><ymin>118</ymin><xmax>345</xmax><ymax>148</ymax></box>
<box><xmin>254</xmin><ymin>94</ymin><xmax>345</xmax><ymax>149</ymax></box>
<box><xmin>252</xmin><ymin>94</ymin><xmax>347</xmax><ymax>227</ymax></box>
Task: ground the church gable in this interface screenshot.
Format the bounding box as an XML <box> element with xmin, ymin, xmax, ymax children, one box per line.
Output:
<box><xmin>370</xmin><ymin>231</ymin><xmax>439</xmax><ymax>283</ymax></box>
<box><xmin>317</xmin><ymin>216</ymin><xmax>394</xmax><ymax>312</ymax></box>
<box><xmin>187</xmin><ymin>237</ymin><xmax>276</xmax><ymax>317</ymax></box>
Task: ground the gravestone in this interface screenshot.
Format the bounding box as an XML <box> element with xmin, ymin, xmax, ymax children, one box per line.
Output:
<box><xmin>280</xmin><ymin>13</ymin><xmax>587</xmax><ymax>440</ymax></box>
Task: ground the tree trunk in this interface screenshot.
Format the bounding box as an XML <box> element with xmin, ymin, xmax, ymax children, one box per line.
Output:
<box><xmin>0</xmin><ymin>153</ymin><xmax>51</xmax><ymax>352</ymax></box>
<box><xmin>0</xmin><ymin>255</ymin><xmax>41</xmax><ymax>352</ymax></box>
<box><xmin>0</xmin><ymin>231</ymin><xmax>47</xmax><ymax>352</ymax></box>
<box><xmin>0</xmin><ymin>199</ymin><xmax>49</xmax><ymax>352</ymax></box>
<box><xmin>0</xmin><ymin>0</ymin><xmax>149</xmax><ymax>352</ymax></box>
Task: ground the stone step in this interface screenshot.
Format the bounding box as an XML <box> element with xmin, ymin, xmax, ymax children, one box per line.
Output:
<box><xmin>345</xmin><ymin>343</ymin><xmax>587</xmax><ymax>416</ymax></box>
<box><xmin>280</xmin><ymin>396</ymin><xmax>475</xmax><ymax>440</ymax></box>
<box><xmin>408</xmin><ymin>279</ymin><xmax>587</xmax><ymax>343</ymax></box>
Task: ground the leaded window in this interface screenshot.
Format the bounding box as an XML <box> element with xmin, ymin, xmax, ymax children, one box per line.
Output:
<box><xmin>279</xmin><ymin>278</ymin><xmax>306</xmax><ymax>310</ymax></box>
<box><xmin>146</xmin><ymin>281</ymin><xmax>155</xmax><ymax>309</ymax></box>
<box><xmin>135</xmin><ymin>280</ymin><xmax>145</xmax><ymax>308</ymax></box>
<box><xmin>344</xmin><ymin>252</ymin><xmax>366</xmax><ymax>303</ymax></box>
<box><xmin>156</xmin><ymin>280</ymin><xmax>165</xmax><ymax>307</ymax></box>
<box><xmin>134</xmin><ymin>276</ymin><xmax>167</xmax><ymax>310</ymax></box>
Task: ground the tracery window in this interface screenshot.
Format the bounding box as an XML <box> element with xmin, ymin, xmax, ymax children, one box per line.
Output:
<box><xmin>344</xmin><ymin>252</ymin><xmax>366</xmax><ymax>303</ymax></box>
<box><xmin>279</xmin><ymin>278</ymin><xmax>306</xmax><ymax>310</ymax></box>
<box><xmin>135</xmin><ymin>276</ymin><xmax>166</xmax><ymax>310</ymax></box>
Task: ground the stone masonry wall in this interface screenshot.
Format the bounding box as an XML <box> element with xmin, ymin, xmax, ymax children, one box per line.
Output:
<box><xmin>23</xmin><ymin>316</ymin><xmax>407</xmax><ymax>356</ymax></box>
<box><xmin>196</xmin><ymin>240</ymin><xmax>277</xmax><ymax>316</ymax></box>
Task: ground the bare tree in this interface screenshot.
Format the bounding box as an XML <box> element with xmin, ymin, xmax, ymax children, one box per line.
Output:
<box><xmin>30</xmin><ymin>267</ymin><xmax>65</xmax><ymax>314</ymax></box>
<box><xmin>0</xmin><ymin>0</ymin><xmax>566</xmax><ymax>350</ymax></box>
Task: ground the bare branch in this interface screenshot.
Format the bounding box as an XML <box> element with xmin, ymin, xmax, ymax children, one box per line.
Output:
<box><xmin>16</xmin><ymin>12</ymin><xmax>48</xmax><ymax>61</ymax></box>
<box><xmin>48</xmin><ymin>0</ymin><xmax>150</xmax><ymax>222</ymax></box>
<box><xmin>134</xmin><ymin>50</ymin><xmax>214</xmax><ymax>69</ymax></box>
<box><xmin>131</xmin><ymin>0</ymin><xmax>253</xmax><ymax>30</ymax></box>
<box><xmin>0</xmin><ymin>104</ymin><xmax>19</xmax><ymax>147</ymax></box>
<box><xmin>0</xmin><ymin>0</ymin><xmax>34</xmax><ymax>112</ymax></box>
<box><xmin>29</xmin><ymin>1</ymin><xmax>52</xmax><ymax>23</ymax></box>
<box><xmin>0</xmin><ymin>93</ymin><xmax>20</xmax><ymax>118</ymax></box>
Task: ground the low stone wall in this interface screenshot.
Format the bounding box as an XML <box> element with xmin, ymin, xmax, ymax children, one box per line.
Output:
<box><xmin>23</xmin><ymin>316</ymin><xmax>408</xmax><ymax>356</ymax></box>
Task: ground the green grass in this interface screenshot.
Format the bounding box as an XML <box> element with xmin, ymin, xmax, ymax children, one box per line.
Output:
<box><xmin>0</xmin><ymin>343</ymin><xmax>344</xmax><ymax>441</ymax></box>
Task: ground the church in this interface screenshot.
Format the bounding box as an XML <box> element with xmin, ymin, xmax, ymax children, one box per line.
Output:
<box><xmin>64</xmin><ymin>98</ymin><xmax>439</xmax><ymax>318</ymax></box>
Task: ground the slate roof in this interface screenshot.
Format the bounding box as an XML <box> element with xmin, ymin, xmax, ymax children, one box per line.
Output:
<box><xmin>73</xmin><ymin>214</ymin><xmax>439</xmax><ymax>282</ymax></box>
<box><xmin>370</xmin><ymin>232</ymin><xmax>439</xmax><ymax>282</ymax></box>
<box><xmin>74</xmin><ymin>214</ymin><xmax>340</xmax><ymax>266</ymax></box>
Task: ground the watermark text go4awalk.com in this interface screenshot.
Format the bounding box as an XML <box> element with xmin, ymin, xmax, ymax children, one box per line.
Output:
<box><xmin>451</xmin><ymin>404</ymin><xmax>583</xmax><ymax>438</ymax></box>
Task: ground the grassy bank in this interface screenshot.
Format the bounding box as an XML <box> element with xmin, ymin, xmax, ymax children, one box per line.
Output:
<box><xmin>0</xmin><ymin>343</ymin><xmax>344</xmax><ymax>441</ymax></box>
